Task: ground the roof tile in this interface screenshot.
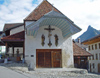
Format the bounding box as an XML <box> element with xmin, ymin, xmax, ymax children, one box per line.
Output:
<box><xmin>24</xmin><ymin>0</ymin><xmax>62</xmax><ymax>21</ymax></box>
<box><xmin>73</xmin><ymin>42</ymin><xmax>92</xmax><ymax>56</ymax></box>
<box><xmin>1</xmin><ymin>31</ymin><xmax>24</xmax><ymax>42</ymax></box>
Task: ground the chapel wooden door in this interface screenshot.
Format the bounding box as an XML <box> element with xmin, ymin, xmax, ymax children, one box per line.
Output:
<box><xmin>36</xmin><ymin>49</ymin><xmax>61</xmax><ymax>68</ymax></box>
<box><xmin>45</xmin><ymin>52</ymin><xmax>51</xmax><ymax>67</ymax></box>
<box><xmin>98</xmin><ymin>63</ymin><xmax>100</xmax><ymax>73</ymax></box>
<box><xmin>36</xmin><ymin>51</ymin><xmax>51</xmax><ymax>68</ymax></box>
<box><xmin>38</xmin><ymin>52</ymin><xmax>44</xmax><ymax>67</ymax></box>
<box><xmin>51</xmin><ymin>51</ymin><xmax>61</xmax><ymax>68</ymax></box>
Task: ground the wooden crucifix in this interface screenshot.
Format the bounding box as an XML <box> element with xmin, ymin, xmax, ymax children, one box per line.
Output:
<box><xmin>44</xmin><ymin>25</ymin><xmax>55</xmax><ymax>47</ymax></box>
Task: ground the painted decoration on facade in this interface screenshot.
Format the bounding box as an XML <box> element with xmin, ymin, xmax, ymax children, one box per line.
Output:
<box><xmin>48</xmin><ymin>39</ymin><xmax>52</xmax><ymax>47</ymax></box>
<box><xmin>44</xmin><ymin>25</ymin><xmax>55</xmax><ymax>47</ymax></box>
<box><xmin>41</xmin><ymin>34</ymin><xmax>45</xmax><ymax>46</ymax></box>
<box><xmin>54</xmin><ymin>34</ymin><xmax>59</xmax><ymax>46</ymax></box>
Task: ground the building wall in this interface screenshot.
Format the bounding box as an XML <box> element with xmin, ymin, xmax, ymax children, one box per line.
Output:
<box><xmin>25</xmin><ymin>25</ymin><xmax>74</xmax><ymax>69</ymax></box>
<box><xmin>88</xmin><ymin>42</ymin><xmax>100</xmax><ymax>73</ymax></box>
<box><xmin>25</xmin><ymin>21</ymin><xmax>35</xmax><ymax>27</ymax></box>
<box><xmin>10</xmin><ymin>25</ymin><xmax>24</xmax><ymax>35</ymax></box>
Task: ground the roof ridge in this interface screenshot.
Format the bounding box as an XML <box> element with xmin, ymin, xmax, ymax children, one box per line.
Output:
<box><xmin>24</xmin><ymin>0</ymin><xmax>62</xmax><ymax>21</ymax></box>
<box><xmin>82</xmin><ymin>34</ymin><xmax>100</xmax><ymax>43</ymax></box>
<box><xmin>5</xmin><ymin>23</ymin><xmax>24</xmax><ymax>31</ymax></box>
<box><xmin>24</xmin><ymin>1</ymin><xmax>45</xmax><ymax>20</ymax></box>
<box><xmin>3</xmin><ymin>23</ymin><xmax>23</xmax><ymax>31</ymax></box>
<box><xmin>5</xmin><ymin>23</ymin><xmax>23</xmax><ymax>25</ymax></box>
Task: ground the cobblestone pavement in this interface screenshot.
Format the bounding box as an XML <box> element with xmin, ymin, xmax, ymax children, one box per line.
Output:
<box><xmin>0</xmin><ymin>62</ymin><xmax>100</xmax><ymax>78</ymax></box>
<box><xmin>22</xmin><ymin>70</ymin><xmax>100</xmax><ymax>78</ymax></box>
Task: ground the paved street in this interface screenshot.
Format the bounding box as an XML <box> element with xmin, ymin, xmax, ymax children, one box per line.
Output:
<box><xmin>0</xmin><ymin>66</ymin><xmax>30</xmax><ymax>78</ymax></box>
<box><xmin>0</xmin><ymin>63</ymin><xmax>100</xmax><ymax>78</ymax></box>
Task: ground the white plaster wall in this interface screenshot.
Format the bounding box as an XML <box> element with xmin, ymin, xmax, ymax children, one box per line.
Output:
<box><xmin>25</xmin><ymin>25</ymin><xmax>74</xmax><ymax>69</ymax></box>
<box><xmin>88</xmin><ymin>42</ymin><xmax>100</xmax><ymax>73</ymax></box>
<box><xmin>10</xmin><ymin>25</ymin><xmax>24</xmax><ymax>35</ymax></box>
<box><xmin>25</xmin><ymin>21</ymin><xmax>35</xmax><ymax>27</ymax></box>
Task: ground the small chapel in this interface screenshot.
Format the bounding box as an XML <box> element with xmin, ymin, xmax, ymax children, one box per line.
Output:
<box><xmin>1</xmin><ymin>0</ymin><xmax>81</xmax><ymax>70</ymax></box>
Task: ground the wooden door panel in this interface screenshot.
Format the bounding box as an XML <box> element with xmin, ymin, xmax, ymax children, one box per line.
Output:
<box><xmin>52</xmin><ymin>51</ymin><xmax>61</xmax><ymax>68</ymax></box>
<box><xmin>45</xmin><ymin>52</ymin><xmax>51</xmax><ymax>67</ymax></box>
<box><xmin>38</xmin><ymin>52</ymin><xmax>44</xmax><ymax>67</ymax></box>
<box><xmin>53</xmin><ymin>62</ymin><xmax>60</xmax><ymax>67</ymax></box>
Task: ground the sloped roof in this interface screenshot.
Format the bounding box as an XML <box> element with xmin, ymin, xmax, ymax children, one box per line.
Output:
<box><xmin>1</xmin><ymin>31</ymin><xmax>24</xmax><ymax>42</ymax></box>
<box><xmin>82</xmin><ymin>34</ymin><xmax>100</xmax><ymax>45</ymax></box>
<box><xmin>24</xmin><ymin>0</ymin><xmax>62</xmax><ymax>21</ymax></box>
<box><xmin>75</xmin><ymin>42</ymin><xmax>88</xmax><ymax>49</ymax></box>
<box><xmin>3</xmin><ymin>23</ymin><xmax>23</xmax><ymax>32</ymax></box>
<box><xmin>26</xmin><ymin>10</ymin><xmax>81</xmax><ymax>38</ymax></box>
<box><xmin>73</xmin><ymin>42</ymin><xmax>92</xmax><ymax>56</ymax></box>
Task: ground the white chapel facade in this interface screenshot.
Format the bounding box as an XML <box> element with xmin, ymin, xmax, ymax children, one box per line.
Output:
<box><xmin>1</xmin><ymin>0</ymin><xmax>81</xmax><ymax>70</ymax></box>
<box><xmin>24</xmin><ymin>0</ymin><xmax>81</xmax><ymax>69</ymax></box>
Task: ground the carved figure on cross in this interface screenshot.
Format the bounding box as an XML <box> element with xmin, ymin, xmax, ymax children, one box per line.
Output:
<box><xmin>44</xmin><ymin>25</ymin><xmax>55</xmax><ymax>47</ymax></box>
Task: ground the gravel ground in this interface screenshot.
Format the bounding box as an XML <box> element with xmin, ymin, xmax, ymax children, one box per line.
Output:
<box><xmin>0</xmin><ymin>62</ymin><xmax>100</xmax><ymax>78</ymax></box>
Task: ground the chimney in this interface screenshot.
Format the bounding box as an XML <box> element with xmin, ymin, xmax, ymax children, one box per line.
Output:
<box><xmin>78</xmin><ymin>38</ymin><xmax>81</xmax><ymax>44</ymax></box>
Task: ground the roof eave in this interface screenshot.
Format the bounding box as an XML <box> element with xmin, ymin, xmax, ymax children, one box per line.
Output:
<box><xmin>1</xmin><ymin>39</ymin><xmax>24</xmax><ymax>42</ymax></box>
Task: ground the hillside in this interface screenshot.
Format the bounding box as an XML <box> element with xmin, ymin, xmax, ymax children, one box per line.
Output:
<box><xmin>75</xmin><ymin>25</ymin><xmax>100</xmax><ymax>42</ymax></box>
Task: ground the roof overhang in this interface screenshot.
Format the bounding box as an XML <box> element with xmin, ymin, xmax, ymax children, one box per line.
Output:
<box><xmin>1</xmin><ymin>31</ymin><xmax>24</xmax><ymax>42</ymax></box>
<box><xmin>82</xmin><ymin>35</ymin><xmax>100</xmax><ymax>45</ymax></box>
<box><xmin>26</xmin><ymin>10</ymin><xmax>81</xmax><ymax>38</ymax></box>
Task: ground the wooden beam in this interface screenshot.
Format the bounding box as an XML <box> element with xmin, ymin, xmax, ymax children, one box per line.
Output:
<box><xmin>12</xmin><ymin>46</ymin><xmax>14</xmax><ymax>57</ymax></box>
<box><xmin>5</xmin><ymin>42</ymin><xmax>8</xmax><ymax>54</ymax></box>
<box><xmin>7</xmin><ymin>42</ymin><xmax>13</xmax><ymax>47</ymax></box>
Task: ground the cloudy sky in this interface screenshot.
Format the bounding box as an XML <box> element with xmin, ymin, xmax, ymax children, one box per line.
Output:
<box><xmin>0</xmin><ymin>0</ymin><xmax>100</xmax><ymax>39</ymax></box>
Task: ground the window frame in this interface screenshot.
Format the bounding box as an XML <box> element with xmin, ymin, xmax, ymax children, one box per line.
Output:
<box><xmin>88</xmin><ymin>46</ymin><xmax>91</xmax><ymax>51</ymax></box>
<box><xmin>99</xmin><ymin>53</ymin><xmax>100</xmax><ymax>60</ymax></box>
<box><xmin>95</xmin><ymin>44</ymin><xmax>97</xmax><ymax>49</ymax></box>
<box><xmin>96</xmin><ymin>53</ymin><xmax>98</xmax><ymax>60</ymax></box>
<box><xmin>99</xmin><ymin>43</ymin><xmax>100</xmax><ymax>49</ymax></box>
<box><xmin>93</xmin><ymin>63</ymin><xmax>95</xmax><ymax>69</ymax></box>
<box><xmin>92</xmin><ymin>45</ymin><xmax>94</xmax><ymax>50</ymax></box>
<box><xmin>92</xmin><ymin>55</ymin><xmax>94</xmax><ymax>60</ymax></box>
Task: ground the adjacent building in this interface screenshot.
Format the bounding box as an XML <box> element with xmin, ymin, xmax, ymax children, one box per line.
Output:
<box><xmin>0</xmin><ymin>31</ymin><xmax>6</xmax><ymax>56</ymax></box>
<box><xmin>83</xmin><ymin>34</ymin><xmax>100</xmax><ymax>73</ymax></box>
<box><xmin>1</xmin><ymin>23</ymin><xmax>24</xmax><ymax>61</ymax></box>
<box><xmin>73</xmin><ymin>41</ymin><xmax>92</xmax><ymax>69</ymax></box>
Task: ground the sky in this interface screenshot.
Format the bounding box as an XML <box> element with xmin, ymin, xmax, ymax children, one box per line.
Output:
<box><xmin>0</xmin><ymin>0</ymin><xmax>100</xmax><ymax>39</ymax></box>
